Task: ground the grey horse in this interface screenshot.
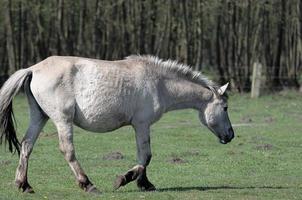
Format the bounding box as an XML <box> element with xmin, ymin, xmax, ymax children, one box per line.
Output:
<box><xmin>0</xmin><ymin>55</ymin><xmax>234</xmax><ymax>194</ymax></box>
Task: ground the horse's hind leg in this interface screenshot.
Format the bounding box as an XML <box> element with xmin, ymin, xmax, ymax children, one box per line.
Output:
<box><xmin>54</xmin><ymin>121</ymin><xmax>100</xmax><ymax>194</ymax></box>
<box><xmin>15</xmin><ymin>92</ymin><xmax>48</xmax><ymax>193</ymax></box>
<box><xmin>114</xmin><ymin>124</ymin><xmax>155</xmax><ymax>191</ymax></box>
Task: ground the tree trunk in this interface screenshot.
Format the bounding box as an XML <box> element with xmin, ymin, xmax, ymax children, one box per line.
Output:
<box><xmin>139</xmin><ymin>0</ymin><xmax>146</xmax><ymax>54</ymax></box>
<box><xmin>93</xmin><ymin>0</ymin><xmax>102</xmax><ymax>58</ymax></box>
<box><xmin>77</xmin><ymin>0</ymin><xmax>86</xmax><ymax>55</ymax></box>
<box><xmin>216</xmin><ymin>13</ymin><xmax>226</xmax><ymax>83</ymax></box>
<box><xmin>273</xmin><ymin>0</ymin><xmax>286</xmax><ymax>89</ymax></box>
<box><xmin>4</xmin><ymin>0</ymin><xmax>16</xmax><ymax>74</ymax></box>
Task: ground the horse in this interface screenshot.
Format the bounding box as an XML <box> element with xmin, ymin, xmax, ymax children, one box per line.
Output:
<box><xmin>0</xmin><ymin>55</ymin><xmax>234</xmax><ymax>194</ymax></box>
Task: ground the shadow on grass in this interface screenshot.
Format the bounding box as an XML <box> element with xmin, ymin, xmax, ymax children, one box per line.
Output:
<box><xmin>114</xmin><ymin>185</ymin><xmax>291</xmax><ymax>193</ymax></box>
<box><xmin>157</xmin><ymin>185</ymin><xmax>289</xmax><ymax>192</ymax></box>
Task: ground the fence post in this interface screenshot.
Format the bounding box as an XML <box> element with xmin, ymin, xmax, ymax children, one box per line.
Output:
<box><xmin>251</xmin><ymin>62</ymin><xmax>262</xmax><ymax>98</ymax></box>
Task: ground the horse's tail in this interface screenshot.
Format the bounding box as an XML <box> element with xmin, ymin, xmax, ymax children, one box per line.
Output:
<box><xmin>0</xmin><ymin>69</ymin><xmax>32</xmax><ymax>155</ymax></box>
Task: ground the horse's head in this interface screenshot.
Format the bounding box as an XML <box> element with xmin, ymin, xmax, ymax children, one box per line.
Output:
<box><xmin>198</xmin><ymin>83</ymin><xmax>234</xmax><ymax>144</ymax></box>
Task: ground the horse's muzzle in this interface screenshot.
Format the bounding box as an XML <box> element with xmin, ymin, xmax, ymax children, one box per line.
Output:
<box><xmin>219</xmin><ymin>127</ymin><xmax>235</xmax><ymax>144</ymax></box>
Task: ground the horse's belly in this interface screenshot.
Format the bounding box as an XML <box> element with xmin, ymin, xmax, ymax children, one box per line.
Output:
<box><xmin>73</xmin><ymin>110</ymin><xmax>129</xmax><ymax>133</ymax></box>
<box><xmin>73</xmin><ymin>88</ymin><xmax>133</xmax><ymax>132</ymax></box>
<box><xmin>73</xmin><ymin>86</ymin><xmax>133</xmax><ymax>132</ymax></box>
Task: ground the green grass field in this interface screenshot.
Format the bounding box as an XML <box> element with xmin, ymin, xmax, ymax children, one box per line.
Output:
<box><xmin>0</xmin><ymin>91</ymin><xmax>302</xmax><ymax>200</ymax></box>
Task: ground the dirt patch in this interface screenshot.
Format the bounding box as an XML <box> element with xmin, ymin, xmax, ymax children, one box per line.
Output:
<box><xmin>168</xmin><ymin>157</ymin><xmax>187</xmax><ymax>164</ymax></box>
<box><xmin>227</xmin><ymin>150</ymin><xmax>236</xmax><ymax>155</ymax></box>
<box><xmin>102</xmin><ymin>151</ymin><xmax>124</xmax><ymax>160</ymax></box>
<box><xmin>0</xmin><ymin>160</ymin><xmax>12</xmax><ymax>166</ymax></box>
<box><xmin>226</xmin><ymin>150</ymin><xmax>244</xmax><ymax>155</ymax></box>
<box><xmin>240</xmin><ymin>116</ymin><xmax>253</xmax><ymax>123</ymax></box>
<box><xmin>264</xmin><ymin>117</ymin><xmax>274</xmax><ymax>123</ymax></box>
<box><xmin>255</xmin><ymin>143</ymin><xmax>273</xmax><ymax>151</ymax></box>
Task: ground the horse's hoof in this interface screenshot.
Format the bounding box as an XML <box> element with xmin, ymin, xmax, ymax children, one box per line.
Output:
<box><xmin>23</xmin><ymin>187</ymin><xmax>35</xmax><ymax>193</ymax></box>
<box><xmin>137</xmin><ymin>180</ymin><xmax>156</xmax><ymax>191</ymax></box>
<box><xmin>137</xmin><ymin>182</ymin><xmax>156</xmax><ymax>191</ymax></box>
<box><xmin>139</xmin><ymin>184</ymin><xmax>156</xmax><ymax>192</ymax></box>
<box><xmin>146</xmin><ymin>185</ymin><xmax>156</xmax><ymax>191</ymax></box>
<box><xmin>16</xmin><ymin>180</ymin><xmax>35</xmax><ymax>193</ymax></box>
<box><xmin>114</xmin><ymin>175</ymin><xmax>126</xmax><ymax>190</ymax></box>
<box><xmin>86</xmin><ymin>185</ymin><xmax>101</xmax><ymax>195</ymax></box>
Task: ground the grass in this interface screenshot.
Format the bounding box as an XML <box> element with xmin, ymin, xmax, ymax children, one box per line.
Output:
<box><xmin>0</xmin><ymin>91</ymin><xmax>302</xmax><ymax>200</ymax></box>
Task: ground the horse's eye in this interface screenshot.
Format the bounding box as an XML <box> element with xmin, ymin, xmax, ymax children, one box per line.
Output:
<box><xmin>224</xmin><ymin>107</ymin><xmax>228</xmax><ymax>111</ymax></box>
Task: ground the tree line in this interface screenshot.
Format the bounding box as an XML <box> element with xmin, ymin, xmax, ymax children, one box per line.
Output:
<box><xmin>1</xmin><ymin>0</ymin><xmax>301</xmax><ymax>91</ymax></box>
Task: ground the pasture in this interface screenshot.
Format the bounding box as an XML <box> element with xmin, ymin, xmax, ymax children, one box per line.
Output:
<box><xmin>0</xmin><ymin>91</ymin><xmax>302</xmax><ymax>200</ymax></box>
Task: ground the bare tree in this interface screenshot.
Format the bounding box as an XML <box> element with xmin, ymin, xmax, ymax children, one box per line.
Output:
<box><xmin>4</xmin><ymin>0</ymin><xmax>15</xmax><ymax>74</ymax></box>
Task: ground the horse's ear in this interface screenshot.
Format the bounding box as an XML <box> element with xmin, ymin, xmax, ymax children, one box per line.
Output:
<box><xmin>218</xmin><ymin>83</ymin><xmax>229</xmax><ymax>95</ymax></box>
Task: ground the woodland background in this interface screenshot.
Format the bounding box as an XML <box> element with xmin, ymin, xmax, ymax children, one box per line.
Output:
<box><xmin>1</xmin><ymin>0</ymin><xmax>302</xmax><ymax>91</ymax></box>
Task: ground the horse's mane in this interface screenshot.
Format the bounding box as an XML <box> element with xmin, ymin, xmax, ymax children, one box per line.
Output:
<box><xmin>126</xmin><ymin>55</ymin><xmax>219</xmax><ymax>93</ymax></box>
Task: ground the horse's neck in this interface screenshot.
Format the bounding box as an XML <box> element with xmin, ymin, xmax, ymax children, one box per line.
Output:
<box><xmin>161</xmin><ymin>78</ymin><xmax>212</xmax><ymax>112</ymax></box>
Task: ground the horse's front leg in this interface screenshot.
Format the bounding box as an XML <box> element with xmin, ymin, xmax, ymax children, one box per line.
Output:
<box><xmin>114</xmin><ymin>124</ymin><xmax>156</xmax><ymax>191</ymax></box>
<box><xmin>55</xmin><ymin>121</ymin><xmax>100</xmax><ymax>194</ymax></box>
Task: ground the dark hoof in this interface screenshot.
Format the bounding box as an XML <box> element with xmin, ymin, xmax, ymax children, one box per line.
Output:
<box><xmin>16</xmin><ymin>180</ymin><xmax>35</xmax><ymax>193</ymax></box>
<box><xmin>114</xmin><ymin>175</ymin><xmax>126</xmax><ymax>190</ymax></box>
<box><xmin>137</xmin><ymin>180</ymin><xmax>156</xmax><ymax>191</ymax></box>
<box><xmin>139</xmin><ymin>184</ymin><xmax>156</xmax><ymax>191</ymax></box>
<box><xmin>86</xmin><ymin>185</ymin><xmax>101</xmax><ymax>195</ymax></box>
<box><xmin>23</xmin><ymin>187</ymin><xmax>35</xmax><ymax>193</ymax></box>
